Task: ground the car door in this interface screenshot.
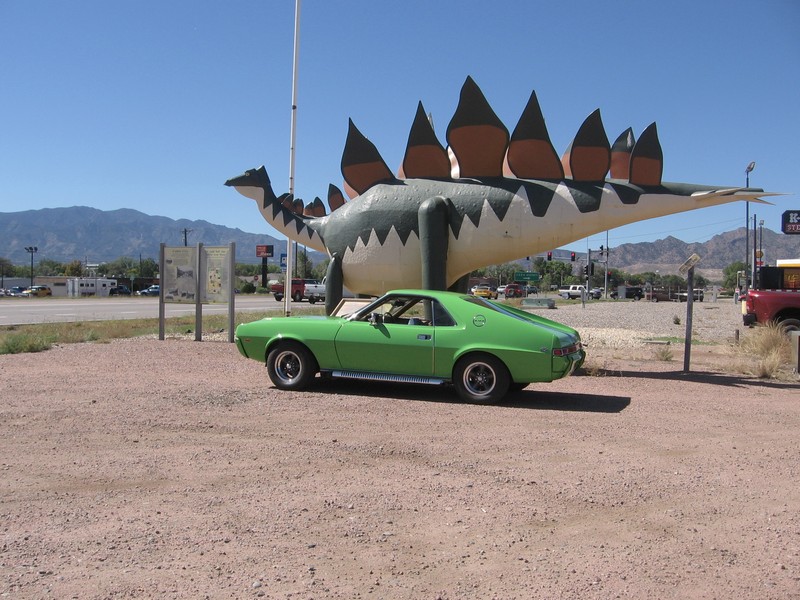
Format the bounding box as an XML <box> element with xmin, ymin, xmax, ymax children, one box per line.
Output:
<box><xmin>334</xmin><ymin>297</ymin><xmax>435</xmax><ymax>375</ymax></box>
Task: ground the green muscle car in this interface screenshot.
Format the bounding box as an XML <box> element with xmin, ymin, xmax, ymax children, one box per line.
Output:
<box><xmin>235</xmin><ymin>289</ymin><xmax>585</xmax><ymax>404</ymax></box>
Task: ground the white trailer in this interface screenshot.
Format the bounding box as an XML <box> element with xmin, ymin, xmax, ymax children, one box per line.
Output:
<box><xmin>67</xmin><ymin>277</ymin><xmax>118</xmax><ymax>297</ymax></box>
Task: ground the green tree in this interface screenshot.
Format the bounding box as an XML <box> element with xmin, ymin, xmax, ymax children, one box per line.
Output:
<box><xmin>64</xmin><ymin>260</ymin><xmax>84</xmax><ymax>276</ymax></box>
<box><xmin>723</xmin><ymin>261</ymin><xmax>747</xmax><ymax>290</ymax></box>
<box><xmin>139</xmin><ymin>258</ymin><xmax>158</xmax><ymax>279</ymax></box>
<box><xmin>37</xmin><ymin>258</ymin><xmax>64</xmax><ymax>276</ymax></box>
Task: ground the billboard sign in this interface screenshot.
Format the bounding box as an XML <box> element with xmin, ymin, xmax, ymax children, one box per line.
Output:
<box><xmin>782</xmin><ymin>210</ymin><xmax>800</xmax><ymax>234</ymax></box>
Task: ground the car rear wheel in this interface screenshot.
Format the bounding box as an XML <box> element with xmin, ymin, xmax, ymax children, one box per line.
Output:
<box><xmin>293</xmin><ymin>290</ymin><xmax>303</xmax><ymax>302</ymax></box>
<box><xmin>453</xmin><ymin>353</ymin><xmax>510</xmax><ymax>404</ymax></box>
<box><xmin>267</xmin><ymin>341</ymin><xmax>318</xmax><ymax>390</ymax></box>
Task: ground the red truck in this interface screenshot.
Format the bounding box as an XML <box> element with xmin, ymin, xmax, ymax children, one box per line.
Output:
<box><xmin>741</xmin><ymin>266</ymin><xmax>800</xmax><ymax>333</ymax></box>
<box><xmin>269</xmin><ymin>278</ymin><xmax>320</xmax><ymax>302</ymax></box>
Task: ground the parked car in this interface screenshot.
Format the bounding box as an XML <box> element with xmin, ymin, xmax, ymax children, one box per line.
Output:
<box><xmin>677</xmin><ymin>289</ymin><xmax>704</xmax><ymax>302</ymax></box>
<box><xmin>473</xmin><ymin>285</ymin><xmax>498</xmax><ymax>299</ymax></box>
<box><xmin>645</xmin><ymin>288</ymin><xmax>673</xmax><ymax>302</ymax></box>
<box><xmin>7</xmin><ymin>286</ymin><xmax>27</xmax><ymax>296</ymax></box>
<box><xmin>21</xmin><ymin>285</ymin><xmax>52</xmax><ymax>297</ymax></box>
<box><xmin>524</xmin><ymin>285</ymin><xmax>539</xmax><ymax>295</ymax></box>
<box><xmin>496</xmin><ymin>284</ymin><xmax>507</xmax><ymax>296</ymax></box>
<box><xmin>589</xmin><ymin>287</ymin><xmax>603</xmax><ymax>300</ymax></box>
<box><xmin>504</xmin><ymin>283</ymin><xmax>523</xmax><ymax>298</ymax></box>
<box><xmin>139</xmin><ymin>285</ymin><xmax>160</xmax><ymax>296</ymax></box>
<box><xmin>234</xmin><ymin>289</ymin><xmax>585</xmax><ymax>404</ymax></box>
<box><xmin>109</xmin><ymin>285</ymin><xmax>132</xmax><ymax>296</ymax></box>
<box><xmin>610</xmin><ymin>286</ymin><xmax>644</xmax><ymax>300</ymax></box>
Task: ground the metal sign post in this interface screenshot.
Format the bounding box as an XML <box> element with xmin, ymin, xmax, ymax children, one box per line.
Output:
<box><xmin>679</xmin><ymin>253</ymin><xmax>701</xmax><ymax>373</ymax></box>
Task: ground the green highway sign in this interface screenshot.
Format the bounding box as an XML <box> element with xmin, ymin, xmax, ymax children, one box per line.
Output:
<box><xmin>514</xmin><ymin>271</ymin><xmax>540</xmax><ymax>282</ymax></box>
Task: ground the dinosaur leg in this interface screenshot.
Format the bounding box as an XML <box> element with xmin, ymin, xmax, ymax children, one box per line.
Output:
<box><xmin>324</xmin><ymin>253</ymin><xmax>343</xmax><ymax>316</ymax></box>
<box><xmin>418</xmin><ymin>196</ymin><xmax>450</xmax><ymax>291</ymax></box>
<box><xmin>449</xmin><ymin>274</ymin><xmax>470</xmax><ymax>294</ymax></box>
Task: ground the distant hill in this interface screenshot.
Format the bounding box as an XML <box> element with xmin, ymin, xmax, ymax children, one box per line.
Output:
<box><xmin>0</xmin><ymin>206</ymin><xmax>300</xmax><ymax>266</ymax></box>
<box><xmin>1</xmin><ymin>207</ymin><xmax>798</xmax><ymax>277</ymax></box>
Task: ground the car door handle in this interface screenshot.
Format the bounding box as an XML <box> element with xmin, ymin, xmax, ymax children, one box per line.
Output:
<box><xmin>417</xmin><ymin>334</ymin><xmax>431</xmax><ymax>341</ymax></box>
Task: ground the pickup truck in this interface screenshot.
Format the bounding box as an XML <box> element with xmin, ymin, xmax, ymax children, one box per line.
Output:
<box><xmin>303</xmin><ymin>277</ymin><xmax>356</xmax><ymax>304</ymax></box>
<box><xmin>559</xmin><ymin>285</ymin><xmax>586</xmax><ymax>300</ymax></box>
<box><xmin>742</xmin><ymin>289</ymin><xmax>800</xmax><ymax>333</ymax></box>
<box><xmin>270</xmin><ymin>278</ymin><xmax>320</xmax><ymax>302</ymax></box>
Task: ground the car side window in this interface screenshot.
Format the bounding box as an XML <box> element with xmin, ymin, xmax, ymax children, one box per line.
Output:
<box><xmin>431</xmin><ymin>300</ymin><xmax>455</xmax><ymax>327</ymax></box>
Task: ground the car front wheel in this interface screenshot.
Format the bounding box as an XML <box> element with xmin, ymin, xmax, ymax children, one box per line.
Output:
<box><xmin>266</xmin><ymin>341</ymin><xmax>318</xmax><ymax>390</ymax></box>
<box><xmin>453</xmin><ymin>353</ymin><xmax>510</xmax><ymax>404</ymax></box>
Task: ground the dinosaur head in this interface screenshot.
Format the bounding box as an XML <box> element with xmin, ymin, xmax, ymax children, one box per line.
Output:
<box><xmin>224</xmin><ymin>166</ymin><xmax>277</xmax><ymax>205</ymax></box>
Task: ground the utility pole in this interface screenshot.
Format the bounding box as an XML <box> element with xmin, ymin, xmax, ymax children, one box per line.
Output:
<box><xmin>182</xmin><ymin>228</ymin><xmax>193</xmax><ymax>246</ymax></box>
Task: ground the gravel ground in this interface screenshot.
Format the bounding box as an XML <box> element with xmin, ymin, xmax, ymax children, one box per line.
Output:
<box><xmin>1</xmin><ymin>298</ymin><xmax>799</xmax><ymax>599</ymax></box>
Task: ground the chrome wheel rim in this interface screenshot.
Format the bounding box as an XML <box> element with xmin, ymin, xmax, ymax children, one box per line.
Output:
<box><xmin>462</xmin><ymin>361</ymin><xmax>496</xmax><ymax>397</ymax></box>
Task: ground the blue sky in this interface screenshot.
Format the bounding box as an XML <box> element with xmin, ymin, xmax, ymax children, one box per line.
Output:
<box><xmin>1</xmin><ymin>0</ymin><xmax>798</xmax><ymax>256</ymax></box>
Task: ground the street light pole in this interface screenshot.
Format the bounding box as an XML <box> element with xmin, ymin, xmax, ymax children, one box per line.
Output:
<box><xmin>744</xmin><ymin>161</ymin><xmax>755</xmax><ymax>289</ymax></box>
<box><xmin>24</xmin><ymin>246</ymin><xmax>38</xmax><ymax>288</ymax></box>
<box><xmin>759</xmin><ymin>219</ymin><xmax>764</xmax><ymax>267</ymax></box>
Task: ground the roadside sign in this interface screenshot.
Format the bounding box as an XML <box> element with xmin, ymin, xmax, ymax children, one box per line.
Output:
<box><xmin>514</xmin><ymin>271</ymin><xmax>540</xmax><ymax>282</ymax></box>
<box><xmin>256</xmin><ymin>244</ymin><xmax>274</xmax><ymax>258</ymax></box>
<box><xmin>679</xmin><ymin>253</ymin><xmax>701</xmax><ymax>275</ymax></box>
<box><xmin>280</xmin><ymin>253</ymin><xmax>287</xmax><ymax>273</ymax></box>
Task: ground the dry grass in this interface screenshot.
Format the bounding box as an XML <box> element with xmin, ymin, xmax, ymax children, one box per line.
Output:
<box><xmin>732</xmin><ymin>322</ymin><xmax>794</xmax><ymax>379</ymax></box>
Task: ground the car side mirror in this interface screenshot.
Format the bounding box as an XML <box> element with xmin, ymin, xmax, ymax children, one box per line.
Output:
<box><xmin>369</xmin><ymin>312</ymin><xmax>383</xmax><ymax>326</ymax></box>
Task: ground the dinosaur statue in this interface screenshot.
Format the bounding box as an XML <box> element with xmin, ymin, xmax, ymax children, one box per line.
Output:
<box><xmin>227</xmin><ymin>76</ymin><xmax>775</xmax><ymax>314</ymax></box>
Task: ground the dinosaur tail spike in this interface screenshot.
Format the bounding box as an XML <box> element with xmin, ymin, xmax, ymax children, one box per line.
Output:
<box><xmin>561</xmin><ymin>109</ymin><xmax>611</xmax><ymax>181</ymax></box>
<box><xmin>280</xmin><ymin>193</ymin><xmax>294</xmax><ymax>212</ymax></box>
<box><xmin>399</xmin><ymin>101</ymin><xmax>450</xmax><ymax>179</ymax></box>
<box><xmin>327</xmin><ymin>183</ymin><xmax>346</xmax><ymax>212</ymax></box>
<box><xmin>292</xmin><ymin>198</ymin><xmax>305</xmax><ymax>216</ymax></box>
<box><xmin>446</xmin><ymin>76</ymin><xmax>509</xmax><ymax>178</ymax></box>
<box><xmin>629</xmin><ymin>122</ymin><xmax>663</xmax><ymax>186</ymax></box>
<box><xmin>311</xmin><ymin>197</ymin><xmax>326</xmax><ymax>217</ymax></box>
<box><xmin>504</xmin><ymin>89</ymin><xmax>564</xmax><ymax>180</ymax></box>
<box><xmin>340</xmin><ymin>119</ymin><xmax>395</xmax><ymax>198</ymax></box>
<box><xmin>610</xmin><ymin>127</ymin><xmax>636</xmax><ymax>180</ymax></box>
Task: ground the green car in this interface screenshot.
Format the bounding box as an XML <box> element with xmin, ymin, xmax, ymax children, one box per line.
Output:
<box><xmin>235</xmin><ymin>289</ymin><xmax>585</xmax><ymax>404</ymax></box>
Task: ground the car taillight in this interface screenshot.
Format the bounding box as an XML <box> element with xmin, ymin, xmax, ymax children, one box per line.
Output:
<box><xmin>553</xmin><ymin>342</ymin><xmax>581</xmax><ymax>357</ymax></box>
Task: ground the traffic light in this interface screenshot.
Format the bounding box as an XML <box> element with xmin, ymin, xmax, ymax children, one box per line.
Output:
<box><xmin>590</xmin><ymin>262</ymin><xmax>595</xmax><ymax>275</ymax></box>
<box><xmin>599</xmin><ymin>244</ymin><xmax>604</xmax><ymax>255</ymax></box>
<box><xmin>570</xmin><ymin>252</ymin><xmax>576</xmax><ymax>262</ymax></box>
<box><xmin>583</xmin><ymin>265</ymin><xmax>589</xmax><ymax>276</ymax></box>
<box><xmin>547</xmin><ymin>251</ymin><xmax>552</xmax><ymax>261</ymax></box>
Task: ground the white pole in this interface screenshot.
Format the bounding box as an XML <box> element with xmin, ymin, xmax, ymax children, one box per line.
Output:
<box><xmin>285</xmin><ymin>0</ymin><xmax>301</xmax><ymax>316</ymax></box>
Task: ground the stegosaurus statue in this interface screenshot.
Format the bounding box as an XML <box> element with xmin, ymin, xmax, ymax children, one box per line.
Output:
<box><xmin>227</xmin><ymin>76</ymin><xmax>774</xmax><ymax>314</ymax></box>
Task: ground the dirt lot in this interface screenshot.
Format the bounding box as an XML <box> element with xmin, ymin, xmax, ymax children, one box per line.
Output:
<box><xmin>1</xmin><ymin>301</ymin><xmax>799</xmax><ymax>599</ymax></box>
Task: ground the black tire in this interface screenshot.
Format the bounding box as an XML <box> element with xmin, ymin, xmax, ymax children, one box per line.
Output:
<box><xmin>308</xmin><ymin>296</ymin><xmax>317</xmax><ymax>304</ymax></box>
<box><xmin>453</xmin><ymin>353</ymin><xmax>510</xmax><ymax>404</ymax></box>
<box><xmin>274</xmin><ymin>294</ymin><xmax>283</xmax><ymax>302</ymax></box>
<box><xmin>293</xmin><ymin>290</ymin><xmax>303</xmax><ymax>302</ymax></box>
<box><xmin>266</xmin><ymin>341</ymin><xmax>318</xmax><ymax>390</ymax></box>
<box><xmin>779</xmin><ymin>318</ymin><xmax>800</xmax><ymax>334</ymax></box>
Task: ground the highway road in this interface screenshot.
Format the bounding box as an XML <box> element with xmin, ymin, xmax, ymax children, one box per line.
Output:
<box><xmin>0</xmin><ymin>295</ymin><xmax>320</xmax><ymax>326</ymax></box>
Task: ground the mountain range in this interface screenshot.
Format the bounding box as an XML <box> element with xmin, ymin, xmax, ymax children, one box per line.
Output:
<box><xmin>2</xmin><ymin>206</ymin><xmax>798</xmax><ymax>278</ymax></box>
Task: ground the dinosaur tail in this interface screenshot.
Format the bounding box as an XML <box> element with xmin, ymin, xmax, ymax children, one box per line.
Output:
<box><xmin>225</xmin><ymin>166</ymin><xmax>327</xmax><ymax>252</ymax></box>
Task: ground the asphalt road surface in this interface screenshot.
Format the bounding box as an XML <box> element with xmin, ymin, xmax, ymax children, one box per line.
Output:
<box><xmin>0</xmin><ymin>295</ymin><xmax>319</xmax><ymax>326</ymax></box>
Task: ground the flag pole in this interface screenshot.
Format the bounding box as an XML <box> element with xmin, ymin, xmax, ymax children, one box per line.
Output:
<box><xmin>284</xmin><ymin>0</ymin><xmax>301</xmax><ymax>316</ymax></box>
